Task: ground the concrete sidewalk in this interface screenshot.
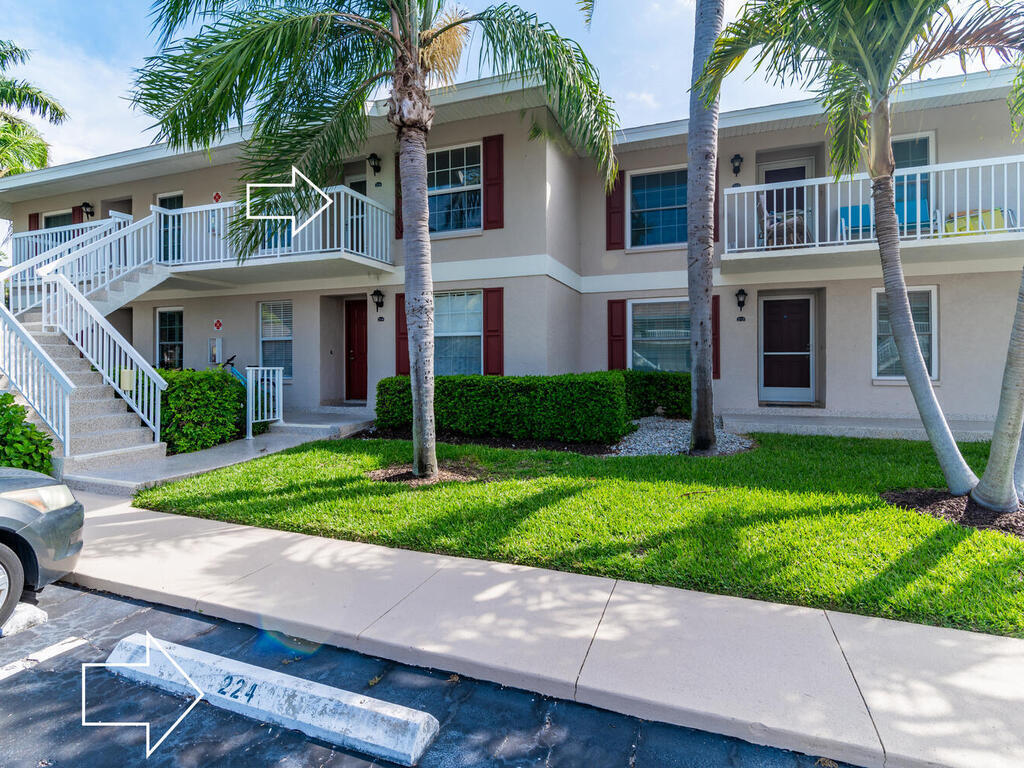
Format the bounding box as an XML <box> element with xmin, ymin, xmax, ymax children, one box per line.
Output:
<box><xmin>69</xmin><ymin>491</ymin><xmax>1024</xmax><ymax>768</ymax></box>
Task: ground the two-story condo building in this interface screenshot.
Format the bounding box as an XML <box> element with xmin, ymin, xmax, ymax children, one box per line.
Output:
<box><xmin>1</xmin><ymin>69</ymin><xmax>1021</xmax><ymax>474</ymax></box>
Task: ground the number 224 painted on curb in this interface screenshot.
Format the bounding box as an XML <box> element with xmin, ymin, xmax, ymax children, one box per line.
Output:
<box><xmin>217</xmin><ymin>674</ymin><xmax>258</xmax><ymax>703</ymax></box>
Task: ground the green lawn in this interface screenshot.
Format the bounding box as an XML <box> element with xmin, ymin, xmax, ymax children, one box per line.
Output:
<box><xmin>134</xmin><ymin>435</ymin><xmax>1024</xmax><ymax>637</ymax></box>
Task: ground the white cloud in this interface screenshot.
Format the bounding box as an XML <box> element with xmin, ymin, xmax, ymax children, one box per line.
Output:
<box><xmin>7</xmin><ymin>30</ymin><xmax>153</xmax><ymax>165</ymax></box>
<box><xmin>626</xmin><ymin>91</ymin><xmax>660</xmax><ymax>109</ymax></box>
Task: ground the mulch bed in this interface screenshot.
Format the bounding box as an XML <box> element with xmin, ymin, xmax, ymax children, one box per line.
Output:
<box><xmin>365</xmin><ymin>461</ymin><xmax>493</xmax><ymax>487</ymax></box>
<box><xmin>882</xmin><ymin>488</ymin><xmax>1024</xmax><ymax>540</ymax></box>
<box><xmin>352</xmin><ymin>426</ymin><xmax>611</xmax><ymax>455</ymax></box>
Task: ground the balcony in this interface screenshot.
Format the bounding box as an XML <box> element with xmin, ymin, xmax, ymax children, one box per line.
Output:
<box><xmin>11</xmin><ymin>219</ymin><xmax>111</xmax><ymax>265</ymax></box>
<box><xmin>721</xmin><ymin>154</ymin><xmax>1024</xmax><ymax>268</ymax></box>
<box><xmin>153</xmin><ymin>185</ymin><xmax>393</xmax><ymax>274</ymax></box>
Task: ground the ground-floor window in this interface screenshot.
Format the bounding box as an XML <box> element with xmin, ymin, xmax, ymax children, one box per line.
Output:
<box><xmin>629</xmin><ymin>299</ymin><xmax>690</xmax><ymax>372</ymax></box>
<box><xmin>260</xmin><ymin>300</ymin><xmax>294</xmax><ymax>378</ymax></box>
<box><xmin>156</xmin><ymin>308</ymin><xmax>184</xmax><ymax>370</ymax></box>
<box><xmin>873</xmin><ymin>286</ymin><xmax>937</xmax><ymax>379</ymax></box>
<box><xmin>435</xmin><ymin>290</ymin><xmax>483</xmax><ymax>375</ymax></box>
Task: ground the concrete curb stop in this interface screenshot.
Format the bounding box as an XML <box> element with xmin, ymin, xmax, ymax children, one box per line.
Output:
<box><xmin>106</xmin><ymin>633</ymin><xmax>440</xmax><ymax>766</ymax></box>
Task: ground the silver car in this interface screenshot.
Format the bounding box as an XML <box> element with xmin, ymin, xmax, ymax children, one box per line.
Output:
<box><xmin>0</xmin><ymin>468</ymin><xmax>84</xmax><ymax>626</ymax></box>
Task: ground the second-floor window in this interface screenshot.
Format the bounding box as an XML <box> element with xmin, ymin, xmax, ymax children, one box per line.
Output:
<box><xmin>428</xmin><ymin>144</ymin><xmax>482</xmax><ymax>233</ymax></box>
<box><xmin>260</xmin><ymin>300</ymin><xmax>293</xmax><ymax>378</ymax></box>
<box><xmin>628</xmin><ymin>168</ymin><xmax>688</xmax><ymax>248</ymax></box>
<box><xmin>44</xmin><ymin>211</ymin><xmax>74</xmax><ymax>229</ymax></box>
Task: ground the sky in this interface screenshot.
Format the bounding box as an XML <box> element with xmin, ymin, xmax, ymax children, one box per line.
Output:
<box><xmin>0</xmin><ymin>0</ymin><xmax>995</xmax><ymax>167</ymax></box>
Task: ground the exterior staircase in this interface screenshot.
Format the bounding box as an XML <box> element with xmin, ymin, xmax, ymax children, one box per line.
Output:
<box><xmin>3</xmin><ymin>309</ymin><xmax>167</xmax><ymax>477</ymax></box>
<box><xmin>1</xmin><ymin>213</ymin><xmax>171</xmax><ymax>479</ymax></box>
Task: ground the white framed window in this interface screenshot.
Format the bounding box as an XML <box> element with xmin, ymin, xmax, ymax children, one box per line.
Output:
<box><xmin>156</xmin><ymin>307</ymin><xmax>184</xmax><ymax>370</ymax></box>
<box><xmin>427</xmin><ymin>143</ymin><xmax>482</xmax><ymax>233</ymax></box>
<box><xmin>891</xmin><ymin>132</ymin><xmax>935</xmax><ymax>169</ymax></box>
<box><xmin>626</xmin><ymin>166</ymin><xmax>688</xmax><ymax>249</ymax></box>
<box><xmin>42</xmin><ymin>209</ymin><xmax>74</xmax><ymax>229</ymax></box>
<box><xmin>435</xmin><ymin>290</ymin><xmax>483</xmax><ymax>375</ymax></box>
<box><xmin>260</xmin><ymin>300</ymin><xmax>294</xmax><ymax>378</ymax></box>
<box><xmin>627</xmin><ymin>298</ymin><xmax>691</xmax><ymax>372</ymax></box>
<box><xmin>872</xmin><ymin>286</ymin><xmax>938</xmax><ymax>380</ymax></box>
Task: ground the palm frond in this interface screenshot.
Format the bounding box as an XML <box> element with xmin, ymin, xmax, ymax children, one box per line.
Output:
<box><xmin>466</xmin><ymin>3</ymin><xmax>619</xmax><ymax>189</ymax></box>
<box><xmin>578</xmin><ymin>0</ymin><xmax>594</xmax><ymax>28</ymax></box>
<box><xmin>898</xmin><ymin>0</ymin><xmax>1024</xmax><ymax>86</ymax></box>
<box><xmin>0</xmin><ymin>41</ymin><xmax>31</xmax><ymax>71</ymax></box>
<box><xmin>0</xmin><ymin>76</ymin><xmax>67</xmax><ymax>124</ymax></box>
<box><xmin>820</xmin><ymin>63</ymin><xmax>870</xmax><ymax>177</ymax></box>
<box><xmin>133</xmin><ymin>6</ymin><xmax>384</xmax><ymax>150</ymax></box>
<box><xmin>0</xmin><ymin>118</ymin><xmax>49</xmax><ymax>177</ymax></box>
<box><xmin>1011</xmin><ymin>58</ymin><xmax>1024</xmax><ymax>134</ymax></box>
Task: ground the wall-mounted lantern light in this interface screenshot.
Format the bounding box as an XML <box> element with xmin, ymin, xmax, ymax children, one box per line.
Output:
<box><xmin>730</xmin><ymin>153</ymin><xmax>744</xmax><ymax>177</ymax></box>
<box><xmin>367</xmin><ymin>153</ymin><xmax>382</xmax><ymax>176</ymax></box>
<box><xmin>81</xmin><ymin>201</ymin><xmax>96</xmax><ymax>219</ymax></box>
<box><xmin>371</xmin><ymin>288</ymin><xmax>385</xmax><ymax>313</ymax></box>
<box><xmin>735</xmin><ymin>288</ymin><xmax>748</xmax><ymax>322</ymax></box>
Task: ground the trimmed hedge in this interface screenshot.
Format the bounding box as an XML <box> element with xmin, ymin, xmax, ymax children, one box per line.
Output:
<box><xmin>376</xmin><ymin>373</ymin><xmax>631</xmax><ymax>444</ymax></box>
<box><xmin>159</xmin><ymin>369</ymin><xmax>268</xmax><ymax>454</ymax></box>
<box><xmin>0</xmin><ymin>392</ymin><xmax>54</xmax><ymax>474</ymax></box>
<box><xmin>622</xmin><ymin>370</ymin><xmax>691</xmax><ymax>419</ymax></box>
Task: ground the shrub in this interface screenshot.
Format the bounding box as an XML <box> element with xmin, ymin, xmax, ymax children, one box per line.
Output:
<box><xmin>159</xmin><ymin>369</ymin><xmax>268</xmax><ymax>454</ymax></box>
<box><xmin>622</xmin><ymin>370</ymin><xmax>692</xmax><ymax>419</ymax></box>
<box><xmin>0</xmin><ymin>392</ymin><xmax>54</xmax><ymax>474</ymax></box>
<box><xmin>376</xmin><ymin>372</ymin><xmax>631</xmax><ymax>444</ymax></box>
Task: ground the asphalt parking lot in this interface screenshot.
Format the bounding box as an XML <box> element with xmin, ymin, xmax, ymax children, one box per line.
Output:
<box><xmin>0</xmin><ymin>585</ymin><xmax>856</xmax><ymax>767</ymax></box>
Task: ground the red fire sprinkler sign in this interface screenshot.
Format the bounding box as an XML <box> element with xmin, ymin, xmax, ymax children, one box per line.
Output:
<box><xmin>214</xmin><ymin>319</ymin><xmax>223</xmax><ymax>331</ymax></box>
<box><xmin>213</xmin><ymin>192</ymin><xmax>222</xmax><ymax>203</ymax></box>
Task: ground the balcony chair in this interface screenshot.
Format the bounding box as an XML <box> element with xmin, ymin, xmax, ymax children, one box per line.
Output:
<box><xmin>838</xmin><ymin>174</ymin><xmax>938</xmax><ymax>242</ymax></box>
<box><xmin>755</xmin><ymin>193</ymin><xmax>812</xmax><ymax>248</ymax></box>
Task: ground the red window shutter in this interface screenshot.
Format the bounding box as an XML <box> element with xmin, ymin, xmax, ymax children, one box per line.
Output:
<box><xmin>713</xmin><ymin>160</ymin><xmax>721</xmax><ymax>242</ymax></box>
<box><xmin>395</xmin><ymin>292</ymin><xmax>410</xmax><ymax>375</ymax></box>
<box><xmin>482</xmin><ymin>134</ymin><xmax>504</xmax><ymax>230</ymax></box>
<box><xmin>394</xmin><ymin>153</ymin><xmax>404</xmax><ymax>240</ymax></box>
<box><xmin>71</xmin><ymin>206</ymin><xmax>84</xmax><ymax>224</ymax></box>
<box><xmin>712</xmin><ymin>294</ymin><xmax>721</xmax><ymax>379</ymax></box>
<box><xmin>606</xmin><ymin>170</ymin><xmax>626</xmax><ymax>250</ymax></box>
<box><xmin>608</xmin><ymin>299</ymin><xmax>627</xmax><ymax>370</ymax></box>
<box><xmin>28</xmin><ymin>213</ymin><xmax>39</xmax><ymax>231</ymax></box>
<box><xmin>482</xmin><ymin>287</ymin><xmax>504</xmax><ymax>375</ymax></box>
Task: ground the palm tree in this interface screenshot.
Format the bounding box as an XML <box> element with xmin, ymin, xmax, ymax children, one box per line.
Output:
<box><xmin>0</xmin><ymin>40</ymin><xmax>67</xmax><ymax>176</ymax></box>
<box><xmin>134</xmin><ymin>0</ymin><xmax>618</xmax><ymax>478</ymax></box>
<box><xmin>687</xmin><ymin>0</ymin><xmax>725</xmax><ymax>452</ymax></box>
<box><xmin>697</xmin><ymin>0</ymin><xmax>1024</xmax><ymax>498</ymax></box>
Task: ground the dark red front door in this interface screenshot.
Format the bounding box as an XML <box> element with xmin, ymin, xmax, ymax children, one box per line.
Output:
<box><xmin>345</xmin><ymin>299</ymin><xmax>368</xmax><ymax>401</ymax></box>
<box><xmin>763</xmin><ymin>165</ymin><xmax>807</xmax><ymax>213</ymax></box>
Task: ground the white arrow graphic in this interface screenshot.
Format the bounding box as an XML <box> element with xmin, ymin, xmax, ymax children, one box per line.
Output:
<box><xmin>246</xmin><ymin>166</ymin><xmax>333</xmax><ymax>235</ymax></box>
<box><xmin>82</xmin><ymin>631</ymin><xmax>204</xmax><ymax>758</ymax></box>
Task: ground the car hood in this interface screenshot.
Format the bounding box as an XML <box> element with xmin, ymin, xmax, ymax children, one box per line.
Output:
<box><xmin>0</xmin><ymin>467</ymin><xmax>60</xmax><ymax>492</ymax></box>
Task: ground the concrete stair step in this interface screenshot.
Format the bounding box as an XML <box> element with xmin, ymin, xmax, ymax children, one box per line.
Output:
<box><xmin>55</xmin><ymin>441</ymin><xmax>168</xmax><ymax>480</ymax></box>
<box><xmin>26</xmin><ymin>410</ymin><xmax>139</xmax><ymax>434</ymax></box>
<box><xmin>68</xmin><ymin>384</ymin><xmax>117</xmax><ymax>401</ymax></box>
<box><xmin>69</xmin><ymin>397</ymin><xmax>129</xmax><ymax>419</ymax></box>
<box><xmin>66</xmin><ymin>426</ymin><xmax>154</xmax><ymax>455</ymax></box>
<box><xmin>66</xmin><ymin>369</ymin><xmax>104</xmax><ymax>386</ymax></box>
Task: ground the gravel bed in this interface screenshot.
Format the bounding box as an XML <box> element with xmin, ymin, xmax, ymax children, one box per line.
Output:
<box><xmin>608</xmin><ymin>416</ymin><xmax>754</xmax><ymax>457</ymax></box>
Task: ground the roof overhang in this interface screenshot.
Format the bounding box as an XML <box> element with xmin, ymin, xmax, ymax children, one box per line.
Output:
<box><xmin>615</xmin><ymin>67</ymin><xmax>1017</xmax><ymax>152</ymax></box>
<box><xmin>0</xmin><ymin>75</ymin><xmax>548</xmax><ymax>207</ymax></box>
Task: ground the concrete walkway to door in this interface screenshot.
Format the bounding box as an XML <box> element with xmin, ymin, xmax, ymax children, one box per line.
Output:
<box><xmin>68</xmin><ymin>490</ymin><xmax>1024</xmax><ymax>768</ymax></box>
<box><xmin>61</xmin><ymin>406</ymin><xmax>373</xmax><ymax>495</ymax></box>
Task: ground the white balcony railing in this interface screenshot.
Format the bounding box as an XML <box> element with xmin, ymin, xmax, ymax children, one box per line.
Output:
<box><xmin>723</xmin><ymin>154</ymin><xmax>1024</xmax><ymax>254</ymax></box>
<box><xmin>10</xmin><ymin>219</ymin><xmax>112</xmax><ymax>266</ymax></box>
<box><xmin>152</xmin><ymin>185</ymin><xmax>393</xmax><ymax>268</ymax></box>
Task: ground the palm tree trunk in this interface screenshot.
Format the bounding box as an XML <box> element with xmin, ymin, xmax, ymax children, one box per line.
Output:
<box><xmin>971</xmin><ymin>267</ymin><xmax>1024</xmax><ymax>511</ymax></box>
<box><xmin>686</xmin><ymin>0</ymin><xmax>724</xmax><ymax>452</ymax></box>
<box><xmin>399</xmin><ymin>127</ymin><xmax>439</xmax><ymax>478</ymax></box>
<box><xmin>872</xmin><ymin>173</ymin><xmax>977</xmax><ymax>495</ymax></box>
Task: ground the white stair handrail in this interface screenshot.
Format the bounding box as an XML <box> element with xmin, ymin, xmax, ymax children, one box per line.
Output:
<box><xmin>10</xmin><ymin>218</ymin><xmax>111</xmax><ymax>265</ymax></box>
<box><xmin>43</xmin><ymin>274</ymin><xmax>166</xmax><ymax>440</ymax></box>
<box><xmin>37</xmin><ymin>214</ymin><xmax>156</xmax><ymax>298</ymax></box>
<box><xmin>245</xmin><ymin>366</ymin><xmax>283</xmax><ymax>439</ymax></box>
<box><xmin>0</xmin><ymin>302</ymin><xmax>76</xmax><ymax>457</ymax></box>
<box><xmin>1</xmin><ymin>215</ymin><xmax>130</xmax><ymax>316</ymax></box>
